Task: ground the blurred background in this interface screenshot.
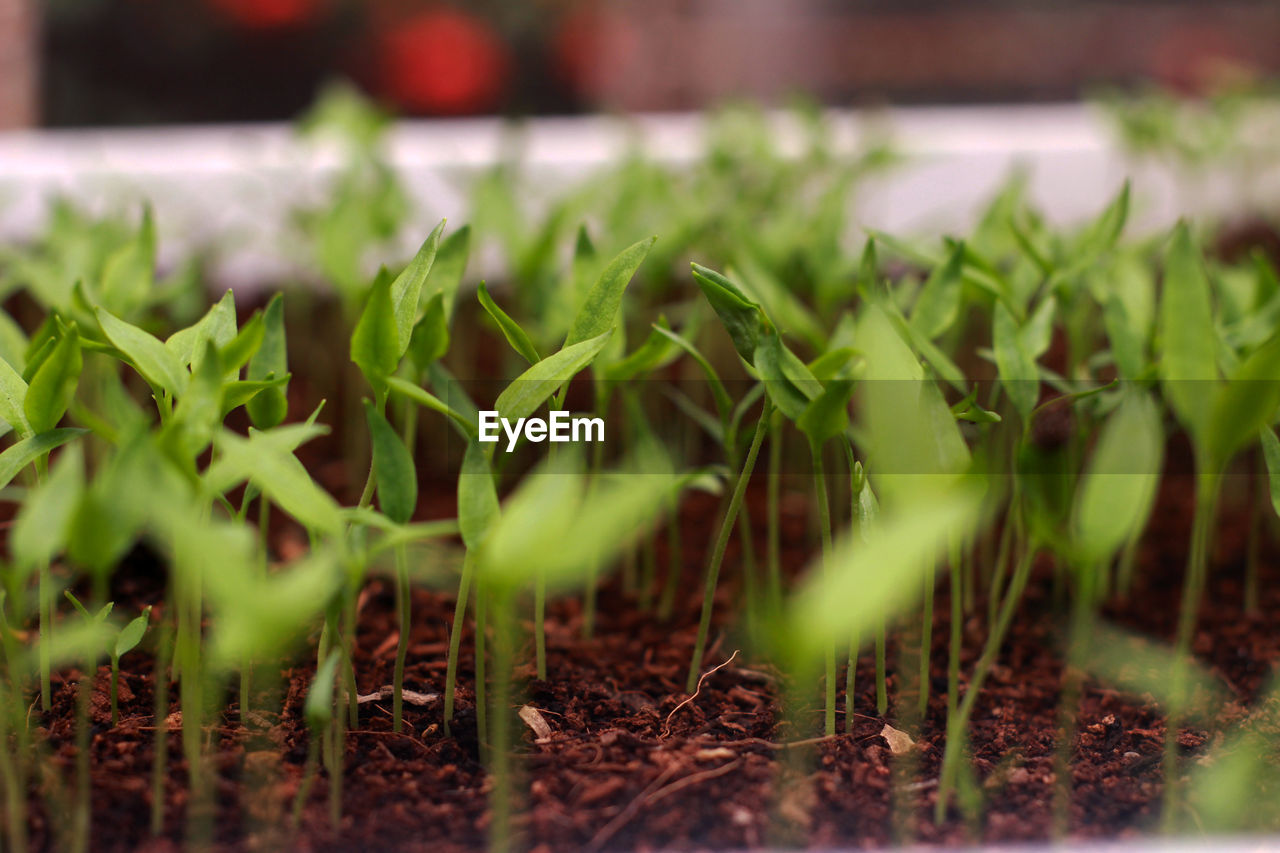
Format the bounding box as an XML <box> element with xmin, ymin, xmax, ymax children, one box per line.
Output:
<box><xmin>4</xmin><ymin>0</ymin><xmax>1280</xmax><ymax>129</ymax></box>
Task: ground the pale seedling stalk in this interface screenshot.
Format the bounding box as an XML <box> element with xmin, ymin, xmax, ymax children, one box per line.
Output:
<box><xmin>687</xmin><ymin>400</ymin><xmax>773</xmax><ymax>693</ymax></box>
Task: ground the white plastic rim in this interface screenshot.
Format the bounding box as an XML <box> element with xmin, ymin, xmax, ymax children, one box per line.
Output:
<box><xmin>0</xmin><ymin>103</ymin><xmax>1274</xmax><ymax>290</ymax></box>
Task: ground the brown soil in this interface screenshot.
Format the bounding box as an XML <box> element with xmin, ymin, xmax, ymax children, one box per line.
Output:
<box><xmin>22</xmin><ymin>456</ymin><xmax>1280</xmax><ymax>852</ymax></box>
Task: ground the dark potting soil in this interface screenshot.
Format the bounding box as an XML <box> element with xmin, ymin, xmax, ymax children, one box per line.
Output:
<box><xmin>22</xmin><ymin>455</ymin><xmax>1280</xmax><ymax>853</ymax></box>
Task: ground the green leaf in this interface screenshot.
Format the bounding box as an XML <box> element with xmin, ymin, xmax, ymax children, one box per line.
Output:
<box><xmin>483</xmin><ymin>454</ymin><xmax>675</xmax><ymax>591</ymax></box>
<box><xmin>365</xmin><ymin>400</ymin><xmax>417</xmax><ymax>525</ymax></box>
<box><xmin>787</xmin><ymin>482</ymin><xmax>982</xmax><ymax>660</ymax></box>
<box><xmin>351</xmin><ymin>267</ymin><xmax>400</xmax><ymax>391</ymax></box>
<box><xmin>603</xmin><ymin>317</ymin><xmax>677</xmax><ymax>384</ymax></box>
<box><xmin>651</xmin><ymin>325</ymin><xmax>733</xmax><ymax>426</ymax></box>
<box><xmin>1204</xmin><ymin>332</ymin><xmax>1280</xmax><ymax>469</ymax></box>
<box><xmin>477</xmin><ymin>281</ymin><xmax>540</xmax><ymax>364</ymax></box>
<box><xmin>207</xmin><ymin>548</ymin><xmax>339</xmax><ymax>667</ymax></box>
<box><xmin>993</xmin><ymin>301</ymin><xmax>1039</xmax><ymax>423</ymax></box>
<box><xmin>12</xmin><ymin>442</ymin><xmax>83</xmax><ymax>570</ymax></box>
<box><xmin>407</xmin><ymin>291</ymin><xmax>449</xmax><ymax>370</ymax></box>
<box><xmin>24</xmin><ymin>324</ymin><xmax>81</xmax><ymax>435</ymax></box>
<box><xmin>1078</xmin><ymin>181</ymin><xmax>1130</xmax><ymax>258</ymax></box>
<box><xmin>390</xmin><ymin>221</ymin><xmax>446</xmax><ymax>354</ymax></box>
<box><xmin>494</xmin><ymin>330</ymin><xmax>612</xmax><ymax>425</ymax></box>
<box><xmin>1020</xmin><ymin>295</ymin><xmax>1057</xmax><ymax>360</ymax></box>
<box><xmin>754</xmin><ymin>331</ymin><xmax>815</xmax><ymax>422</ymax></box>
<box><xmin>0</xmin><ymin>310</ymin><xmax>29</xmax><ymax>374</ymax></box>
<box><xmin>166</xmin><ymin>290</ymin><xmax>237</xmax><ymax>370</ymax></box>
<box><xmin>564</xmin><ymin>236</ymin><xmax>655</xmax><ymax>348</ymax></box>
<box><xmin>21</xmin><ymin>329</ymin><xmax>55</xmax><ymax>384</ymax></box>
<box><xmin>170</xmin><ymin>340</ymin><xmax>222</xmax><ymax>458</ymax></box>
<box><xmin>99</xmin><ymin>206</ymin><xmax>155</xmax><ymax>313</ymax></box>
<box><xmin>432</xmin><ymin>225</ymin><xmax>471</xmax><ymax>320</ymax></box>
<box><xmin>385</xmin><ymin>376</ymin><xmax>474</xmax><ymax>437</ymax></box>
<box><xmin>0</xmin><ymin>356</ymin><xmax>31</xmax><ymax>439</ymax></box>
<box><xmin>1160</xmin><ymin>223</ymin><xmax>1219</xmax><ymax>441</ymax></box>
<box><xmin>219</xmin><ymin>310</ymin><xmax>265</xmax><ymax>376</ymax></box>
<box><xmin>690</xmin><ymin>263</ymin><xmax>764</xmax><ymax>361</ymax></box>
<box><xmin>797</xmin><ymin>378</ymin><xmax>856</xmax><ymax>446</ymax></box>
<box><xmin>214</xmin><ymin>431</ymin><xmax>343</xmax><ymax>534</ymax></box>
<box><xmin>97</xmin><ymin>307</ymin><xmax>187</xmax><ymax>396</ymax></box>
<box><xmin>114</xmin><ymin>606</ymin><xmax>152</xmax><ymax>658</ymax></box>
<box><xmin>910</xmin><ymin>241</ymin><xmax>964</xmax><ymax>339</ymax></box>
<box><xmin>306</xmin><ymin>650</ymin><xmax>341</xmax><ymax>732</ymax></box>
<box><xmin>222</xmin><ymin>375</ymin><xmax>289</xmax><ymax>419</ymax></box>
<box><xmin>63</xmin><ymin>589</ymin><xmax>94</xmax><ymax>622</ymax></box>
<box><xmin>0</xmin><ymin>428</ymin><xmax>88</xmax><ymax>490</ymax></box>
<box><xmin>1074</xmin><ymin>392</ymin><xmax>1163</xmax><ymax>561</ymax></box>
<box><xmin>458</xmin><ymin>439</ymin><xmax>499</xmax><ymax>549</ymax></box>
<box><xmin>246</xmin><ymin>293</ymin><xmax>288</xmax><ymax>429</ymax></box>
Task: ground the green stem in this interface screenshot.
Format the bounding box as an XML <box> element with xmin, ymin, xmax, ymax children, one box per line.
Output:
<box><xmin>1162</xmin><ymin>472</ymin><xmax>1219</xmax><ymax>832</ymax></box>
<box><xmin>1053</xmin><ymin>560</ymin><xmax>1100</xmax><ymax>838</ymax></box>
<box><xmin>475</xmin><ymin>573</ymin><xmax>488</xmax><ymax>763</ymax></box>
<box><xmin>810</xmin><ymin>439</ymin><xmax>836</xmax><ymax>737</ymax></box>
<box><xmin>947</xmin><ymin>536</ymin><xmax>964</xmax><ymax>720</ymax></box>
<box><xmin>766</xmin><ymin>416</ymin><xmax>784</xmax><ymax>610</ymax></box>
<box><xmin>443</xmin><ymin>550</ymin><xmax>476</xmax><ymax>737</ymax></box>
<box><xmin>38</xmin><ymin>560</ymin><xmax>51</xmax><ymax>711</ymax></box>
<box><xmin>392</xmin><ymin>543</ymin><xmax>411</xmax><ymax>733</ymax></box>
<box><xmin>937</xmin><ymin>542</ymin><xmax>1036</xmax><ymax>822</ymax></box>
<box><xmin>919</xmin><ymin>560</ymin><xmax>935</xmax><ymax>717</ymax></box>
<box><xmin>687</xmin><ymin>404</ymin><xmax>771</xmax><ymax>693</ymax></box>
<box><xmin>150</xmin><ymin>619</ymin><xmax>172</xmax><ymax>836</ymax></box>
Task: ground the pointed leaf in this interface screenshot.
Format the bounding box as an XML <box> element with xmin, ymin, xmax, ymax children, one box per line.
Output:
<box><xmin>495</xmin><ymin>330</ymin><xmax>612</xmax><ymax>424</ymax></box>
<box><xmin>365</xmin><ymin>401</ymin><xmax>417</xmax><ymax>524</ymax></box>
<box><xmin>477</xmin><ymin>281</ymin><xmax>540</xmax><ymax>364</ymax></box>
<box><xmin>97</xmin><ymin>308</ymin><xmax>187</xmax><ymax>396</ymax></box>
<box><xmin>564</xmin><ymin>236</ymin><xmax>654</xmax><ymax>348</ymax></box>
<box><xmin>351</xmin><ymin>268</ymin><xmax>399</xmax><ymax>391</ymax></box>
<box><xmin>0</xmin><ymin>428</ymin><xmax>88</xmax><ymax>490</ymax></box>
<box><xmin>391</xmin><ymin>220</ymin><xmax>446</xmax><ymax>354</ymax></box>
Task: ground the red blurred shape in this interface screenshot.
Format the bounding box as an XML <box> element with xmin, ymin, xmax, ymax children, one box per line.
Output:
<box><xmin>206</xmin><ymin>0</ymin><xmax>319</xmax><ymax>30</ymax></box>
<box><xmin>380</xmin><ymin>9</ymin><xmax>508</xmax><ymax>114</ymax></box>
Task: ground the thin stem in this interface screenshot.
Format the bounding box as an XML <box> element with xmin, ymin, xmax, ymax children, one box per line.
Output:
<box><xmin>687</xmin><ymin>403</ymin><xmax>771</xmax><ymax>693</ymax></box>
<box><xmin>392</xmin><ymin>543</ymin><xmax>411</xmax><ymax>733</ymax></box>
<box><xmin>937</xmin><ymin>542</ymin><xmax>1036</xmax><ymax>822</ymax></box>
<box><xmin>947</xmin><ymin>536</ymin><xmax>964</xmax><ymax>720</ymax></box>
<box><xmin>150</xmin><ymin>620</ymin><xmax>173</xmax><ymax>836</ymax></box>
<box><xmin>443</xmin><ymin>550</ymin><xmax>475</xmax><ymax>737</ymax></box>
<box><xmin>844</xmin><ymin>632</ymin><xmax>858</xmax><ymax>734</ymax></box>
<box><xmin>766</xmin><ymin>416</ymin><xmax>783</xmax><ymax>608</ymax></box>
<box><xmin>919</xmin><ymin>560</ymin><xmax>935</xmax><ymax>716</ymax></box>
<box><xmin>810</xmin><ymin>439</ymin><xmax>836</xmax><ymax>737</ymax></box>
<box><xmin>1162</xmin><ymin>472</ymin><xmax>1219</xmax><ymax>832</ymax></box>
<box><xmin>1053</xmin><ymin>560</ymin><xmax>1100</xmax><ymax>838</ymax></box>
<box><xmin>475</xmin><ymin>573</ymin><xmax>489</xmax><ymax>763</ymax></box>
<box><xmin>38</xmin><ymin>560</ymin><xmax>51</xmax><ymax>711</ymax></box>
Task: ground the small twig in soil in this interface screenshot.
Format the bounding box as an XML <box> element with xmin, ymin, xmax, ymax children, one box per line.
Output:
<box><xmin>662</xmin><ymin>650</ymin><xmax>739</xmax><ymax>738</ymax></box>
<box><xmin>583</xmin><ymin>764</ymin><xmax>682</xmax><ymax>853</ymax></box>
<box><xmin>643</xmin><ymin>758</ymin><xmax>743</xmax><ymax>807</ymax></box>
